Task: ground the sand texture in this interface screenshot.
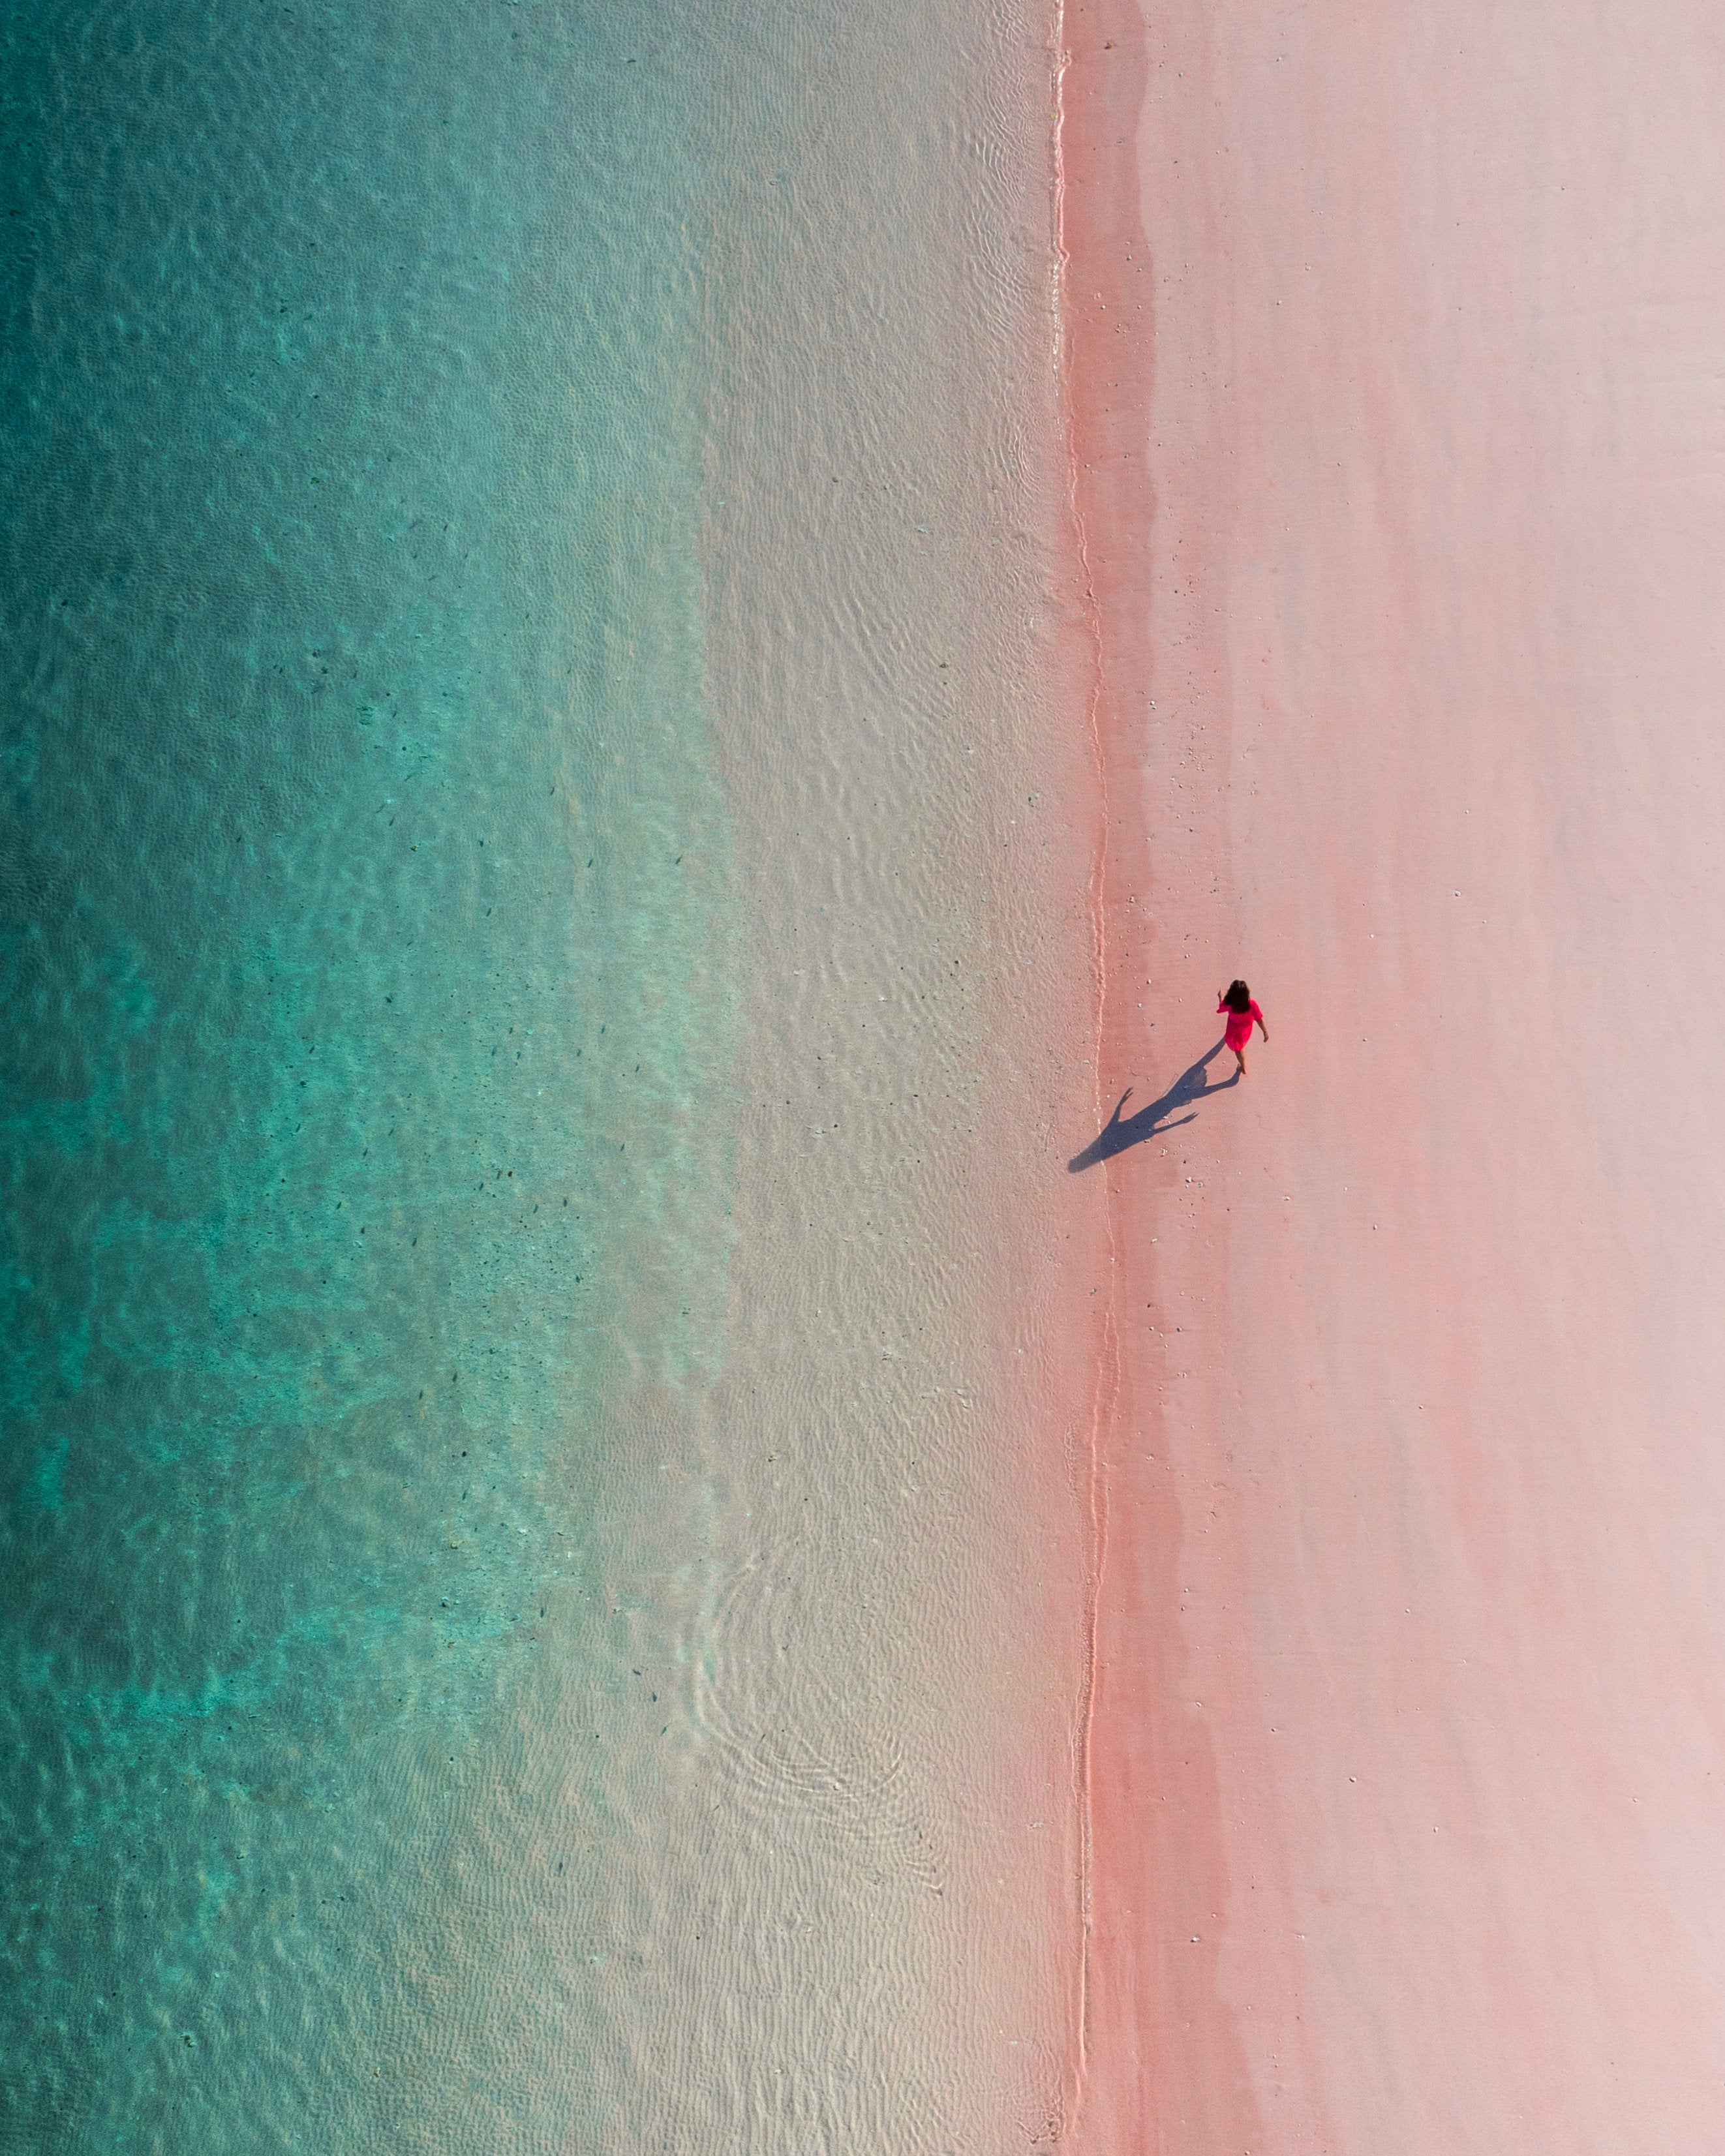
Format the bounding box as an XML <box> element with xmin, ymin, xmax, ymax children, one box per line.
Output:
<box><xmin>1061</xmin><ymin>0</ymin><xmax>1725</xmax><ymax>2147</ymax></box>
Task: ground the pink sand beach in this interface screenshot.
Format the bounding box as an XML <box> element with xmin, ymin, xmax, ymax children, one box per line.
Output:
<box><xmin>1060</xmin><ymin>0</ymin><xmax>1725</xmax><ymax>2146</ymax></box>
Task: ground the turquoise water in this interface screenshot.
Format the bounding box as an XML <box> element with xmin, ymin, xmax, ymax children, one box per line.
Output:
<box><xmin>1</xmin><ymin>3</ymin><xmax>754</xmax><ymax>2143</ymax></box>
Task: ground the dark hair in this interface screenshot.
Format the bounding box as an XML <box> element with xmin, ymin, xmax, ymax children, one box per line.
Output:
<box><xmin>1224</xmin><ymin>979</ymin><xmax>1251</xmax><ymax>1014</ymax></box>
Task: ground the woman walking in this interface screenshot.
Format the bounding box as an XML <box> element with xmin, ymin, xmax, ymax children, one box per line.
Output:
<box><xmin>1218</xmin><ymin>979</ymin><xmax>1268</xmax><ymax>1076</ymax></box>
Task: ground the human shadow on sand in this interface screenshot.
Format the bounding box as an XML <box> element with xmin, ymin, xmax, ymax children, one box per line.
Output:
<box><xmin>1067</xmin><ymin>1039</ymin><xmax>1239</xmax><ymax>1172</ymax></box>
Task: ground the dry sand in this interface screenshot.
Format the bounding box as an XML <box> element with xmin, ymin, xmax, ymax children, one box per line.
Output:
<box><xmin>1061</xmin><ymin>0</ymin><xmax>1725</xmax><ymax>2147</ymax></box>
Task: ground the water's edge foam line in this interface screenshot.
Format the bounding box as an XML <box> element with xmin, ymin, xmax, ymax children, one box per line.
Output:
<box><xmin>1050</xmin><ymin>0</ymin><xmax>1117</xmax><ymax>2116</ymax></box>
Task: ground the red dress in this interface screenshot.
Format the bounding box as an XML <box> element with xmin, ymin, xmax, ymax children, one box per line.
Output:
<box><xmin>1219</xmin><ymin>996</ymin><xmax>1264</xmax><ymax>1052</ymax></box>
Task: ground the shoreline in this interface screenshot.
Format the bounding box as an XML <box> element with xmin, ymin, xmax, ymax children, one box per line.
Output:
<box><xmin>681</xmin><ymin>0</ymin><xmax>1113</xmax><ymax>2137</ymax></box>
<box><xmin>1055</xmin><ymin>0</ymin><xmax>1262</xmax><ymax>2144</ymax></box>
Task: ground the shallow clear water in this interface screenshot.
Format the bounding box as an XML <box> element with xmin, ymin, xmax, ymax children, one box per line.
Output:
<box><xmin>2</xmin><ymin>3</ymin><xmax>746</xmax><ymax>2144</ymax></box>
<box><xmin>2</xmin><ymin>0</ymin><xmax>1090</xmax><ymax>2147</ymax></box>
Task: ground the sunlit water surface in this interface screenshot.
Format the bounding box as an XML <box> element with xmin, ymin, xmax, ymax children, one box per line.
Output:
<box><xmin>1</xmin><ymin>1</ymin><xmax>1086</xmax><ymax>2148</ymax></box>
